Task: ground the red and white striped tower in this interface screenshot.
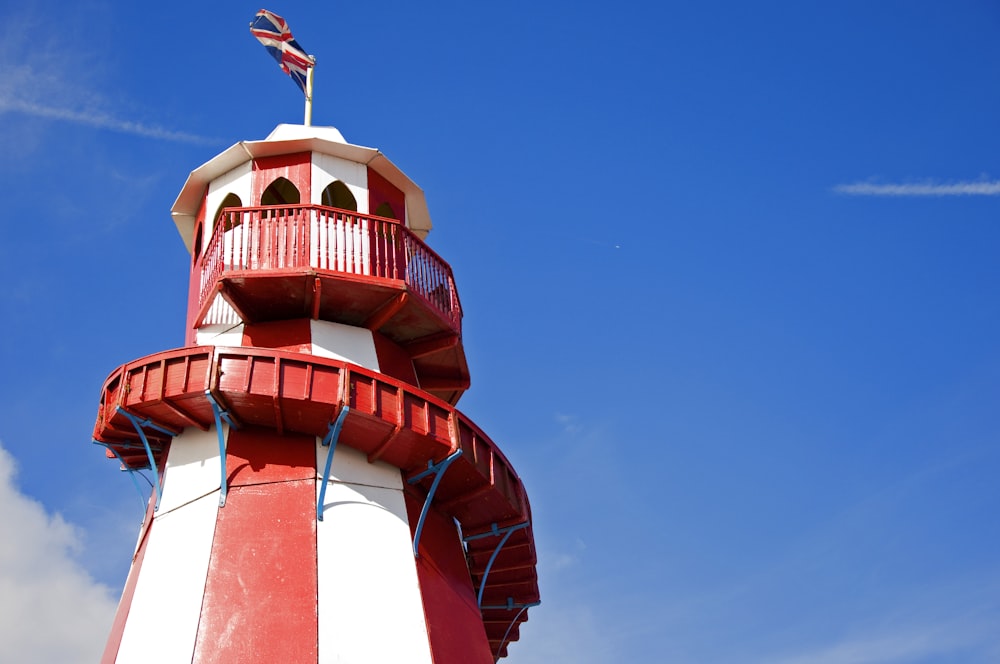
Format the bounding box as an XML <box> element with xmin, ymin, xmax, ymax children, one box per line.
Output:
<box><xmin>93</xmin><ymin>124</ymin><xmax>539</xmax><ymax>663</ymax></box>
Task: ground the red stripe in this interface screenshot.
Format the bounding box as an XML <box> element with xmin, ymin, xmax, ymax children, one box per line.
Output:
<box><xmin>405</xmin><ymin>491</ymin><xmax>494</xmax><ymax>663</ymax></box>
<box><xmin>192</xmin><ymin>429</ymin><xmax>318</xmax><ymax>663</ymax></box>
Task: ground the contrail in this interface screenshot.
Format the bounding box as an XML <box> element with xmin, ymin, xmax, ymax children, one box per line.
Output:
<box><xmin>833</xmin><ymin>180</ymin><xmax>1000</xmax><ymax>197</ymax></box>
<box><xmin>0</xmin><ymin>97</ymin><xmax>222</xmax><ymax>146</ymax></box>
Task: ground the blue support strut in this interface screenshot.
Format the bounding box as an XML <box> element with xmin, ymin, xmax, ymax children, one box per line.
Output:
<box><xmin>465</xmin><ymin>521</ymin><xmax>530</xmax><ymax>607</ymax></box>
<box><xmin>92</xmin><ymin>440</ymin><xmax>148</xmax><ymax>514</ymax></box>
<box><xmin>407</xmin><ymin>449</ymin><xmax>463</xmax><ymax>557</ymax></box>
<box><xmin>114</xmin><ymin>407</ymin><xmax>179</xmax><ymax>512</ymax></box>
<box><xmin>205</xmin><ymin>391</ymin><xmax>239</xmax><ymax>507</ymax></box>
<box><xmin>492</xmin><ymin>600</ymin><xmax>541</xmax><ymax>664</ymax></box>
<box><xmin>317</xmin><ymin>406</ymin><xmax>350</xmax><ymax>521</ymax></box>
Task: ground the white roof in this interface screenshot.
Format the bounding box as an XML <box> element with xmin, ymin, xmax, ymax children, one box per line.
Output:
<box><xmin>171</xmin><ymin>124</ymin><xmax>432</xmax><ymax>251</ymax></box>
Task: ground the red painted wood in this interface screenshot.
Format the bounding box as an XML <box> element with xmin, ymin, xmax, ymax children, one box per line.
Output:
<box><xmin>225</xmin><ymin>426</ymin><xmax>316</xmax><ymax>485</ymax></box>
<box><xmin>366</xmin><ymin>167</ymin><xmax>405</xmax><ymax>222</ymax></box>
<box><xmin>373</xmin><ymin>331</ymin><xmax>419</xmax><ymax>386</ymax></box>
<box><xmin>366</xmin><ymin>168</ymin><xmax>407</xmax><ymax>284</ymax></box>
<box><xmin>252</xmin><ymin>152</ymin><xmax>312</xmax><ymax>205</ymax></box>
<box><xmin>192</xmin><ymin>429</ymin><xmax>317</xmax><ymax>663</ymax></box>
<box><xmin>242</xmin><ymin>318</ymin><xmax>312</xmax><ymax>353</ymax></box>
<box><xmin>405</xmin><ymin>492</ymin><xmax>494</xmax><ymax>664</ymax></box>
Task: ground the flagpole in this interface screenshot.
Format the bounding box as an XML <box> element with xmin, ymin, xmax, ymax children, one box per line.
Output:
<box><xmin>304</xmin><ymin>58</ymin><xmax>315</xmax><ymax>126</ymax></box>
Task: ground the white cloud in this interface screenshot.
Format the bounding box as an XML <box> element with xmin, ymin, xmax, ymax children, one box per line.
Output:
<box><xmin>0</xmin><ymin>442</ymin><xmax>118</xmax><ymax>663</ymax></box>
<box><xmin>764</xmin><ymin>611</ymin><xmax>1000</xmax><ymax>664</ymax></box>
<box><xmin>833</xmin><ymin>179</ymin><xmax>1000</xmax><ymax>196</ymax></box>
<box><xmin>554</xmin><ymin>412</ymin><xmax>583</xmax><ymax>434</ymax></box>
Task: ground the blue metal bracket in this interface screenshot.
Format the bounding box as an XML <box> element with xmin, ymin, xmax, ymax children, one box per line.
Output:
<box><xmin>407</xmin><ymin>449</ymin><xmax>463</xmax><ymax>557</ymax></box>
<box><xmin>465</xmin><ymin>521</ymin><xmax>530</xmax><ymax>607</ymax></box>
<box><xmin>92</xmin><ymin>439</ymin><xmax>149</xmax><ymax>514</ymax></box>
<box><xmin>316</xmin><ymin>406</ymin><xmax>350</xmax><ymax>521</ymax></box>
<box><xmin>205</xmin><ymin>391</ymin><xmax>239</xmax><ymax>507</ymax></box>
<box><xmin>114</xmin><ymin>408</ymin><xmax>179</xmax><ymax>512</ymax></box>
<box><xmin>486</xmin><ymin>599</ymin><xmax>541</xmax><ymax>663</ymax></box>
<box><xmin>480</xmin><ymin>598</ymin><xmax>541</xmax><ymax>611</ymax></box>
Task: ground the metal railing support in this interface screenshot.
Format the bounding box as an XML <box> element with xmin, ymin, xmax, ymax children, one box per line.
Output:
<box><xmin>317</xmin><ymin>406</ymin><xmax>351</xmax><ymax>521</ymax></box>
<box><xmin>205</xmin><ymin>391</ymin><xmax>239</xmax><ymax>507</ymax></box>
<box><xmin>114</xmin><ymin>408</ymin><xmax>179</xmax><ymax>511</ymax></box>
<box><xmin>491</xmin><ymin>600</ymin><xmax>541</xmax><ymax>663</ymax></box>
<box><xmin>92</xmin><ymin>440</ymin><xmax>149</xmax><ymax>514</ymax></box>
<box><xmin>465</xmin><ymin>521</ymin><xmax>531</xmax><ymax>607</ymax></box>
<box><xmin>407</xmin><ymin>449</ymin><xmax>463</xmax><ymax>557</ymax></box>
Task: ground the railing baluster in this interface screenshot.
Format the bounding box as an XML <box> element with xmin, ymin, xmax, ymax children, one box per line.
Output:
<box><xmin>371</xmin><ymin>221</ymin><xmax>377</xmax><ymax>279</ymax></box>
<box><xmin>374</xmin><ymin>218</ymin><xmax>383</xmax><ymax>278</ymax></box>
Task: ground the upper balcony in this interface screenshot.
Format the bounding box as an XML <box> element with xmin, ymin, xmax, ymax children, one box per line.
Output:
<box><xmin>193</xmin><ymin>204</ymin><xmax>469</xmax><ymax>403</ymax></box>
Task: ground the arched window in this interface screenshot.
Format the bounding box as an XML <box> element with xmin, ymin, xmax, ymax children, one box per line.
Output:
<box><xmin>214</xmin><ymin>192</ymin><xmax>243</xmax><ymax>232</ymax></box>
<box><xmin>320</xmin><ymin>180</ymin><xmax>357</xmax><ymax>211</ymax></box>
<box><xmin>374</xmin><ymin>202</ymin><xmax>396</xmax><ymax>219</ymax></box>
<box><xmin>260</xmin><ymin>177</ymin><xmax>300</xmax><ymax>206</ymax></box>
<box><xmin>192</xmin><ymin>222</ymin><xmax>203</xmax><ymax>265</ymax></box>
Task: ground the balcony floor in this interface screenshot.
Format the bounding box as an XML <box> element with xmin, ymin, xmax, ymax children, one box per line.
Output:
<box><xmin>211</xmin><ymin>269</ymin><xmax>470</xmax><ymax>404</ymax></box>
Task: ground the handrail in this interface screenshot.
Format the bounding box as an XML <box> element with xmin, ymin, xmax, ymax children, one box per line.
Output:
<box><xmin>196</xmin><ymin>204</ymin><xmax>462</xmax><ymax>327</ymax></box>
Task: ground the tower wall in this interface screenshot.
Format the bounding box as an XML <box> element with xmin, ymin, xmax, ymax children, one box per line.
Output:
<box><xmin>102</xmin><ymin>424</ymin><xmax>486</xmax><ymax>663</ymax></box>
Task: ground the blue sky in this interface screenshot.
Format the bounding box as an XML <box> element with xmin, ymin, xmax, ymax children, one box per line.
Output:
<box><xmin>1</xmin><ymin>1</ymin><xmax>999</xmax><ymax>662</ymax></box>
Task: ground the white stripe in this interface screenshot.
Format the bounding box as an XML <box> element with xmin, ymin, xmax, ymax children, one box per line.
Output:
<box><xmin>316</xmin><ymin>444</ymin><xmax>434</xmax><ymax>663</ymax></box>
<box><xmin>115</xmin><ymin>492</ymin><xmax>218</xmax><ymax>663</ymax></box>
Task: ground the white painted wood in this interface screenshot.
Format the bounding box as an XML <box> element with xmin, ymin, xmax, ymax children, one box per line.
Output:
<box><xmin>157</xmin><ymin>426</ymin><xmax>226</xmax><ymax>514</ymax></box>
<box><xmin>311</xmin><ymin>153</ymin><xmax>368</xmax><ymax>212</ymax></box>
<box><xmin>310</xmin><ymin>154</ymin><xmax>371</xmax><ymax>277</ymax></box>
<box><xmin>115</xmin><ymin>491</ymin><xmax>218</xmax><ymax>664</ymax></box>
<box><xmin>222</xmin><ymin>210</ymin><xmax>254</xmax><ymax>271</ymax></box>
<box><xmin>316</xmin><ymin>444</ymin><xmax>433</xmax><ymax>664</ymax></box>
<box><xmin>195</xmin><ymin>320</ymin><xmax>244</xmax><ymax>345</ymax></box>
<box><xmin>268</xmin><ymin>124</ymin><xmax>347</xmax><ymax>144</ymax></box>
<box><xmin>316</xmin><ymin>442</ymin><xmax>401</xmax><ymax>491</ymax></box>
<box><xmin>308</xmin><ymin>211</ymin><xmax>371</xmax><ymax>276</ymax></box>
<box><xmin>310</xmin><ymin>320</ymin><xmax>380</xmax><ymax>371</ymax></box>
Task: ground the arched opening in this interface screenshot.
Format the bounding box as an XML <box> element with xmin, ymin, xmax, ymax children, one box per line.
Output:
<box><xmin>211</xmin><ymin>192</ymin><xmax>246</xmax><ymax>271</ymax></box>
<box><xmin>192</xmin><ymin>223</ymin><xmax>203</xmax><ymax>265</ymax></box>
<box><xmin>214</xmin><ymin>193</ymin><xmax>244</xmax><ymax>231</ymax></box>
<box><xmin>374</xmin><ymin>202</ymin><xmax>396</xmax><ymax>219</ymax></box>
<box><xmin>260</xmin><ymin>177</ymin><xmax>300</xmax><ymax>206</ymax></box>
<box><xmin>320</xmin><ymin>180</ymin><xmax>357</xmax><ymax>211</ymax></box>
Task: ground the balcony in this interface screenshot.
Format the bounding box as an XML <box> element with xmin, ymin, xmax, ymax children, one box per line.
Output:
<box><xmin>198</xmin><ymin>205</ymin><xmax>461</xmax><ymax>328</ymax></box>
<box><xmin>94</xmin><ymin>345</ymin><xmax>537</xmax><ymax>658</ymax></box>
<box><xmin>194</xmin><ymin>205</ymin><xmax>469</xmax><ymax>403</ymax></box>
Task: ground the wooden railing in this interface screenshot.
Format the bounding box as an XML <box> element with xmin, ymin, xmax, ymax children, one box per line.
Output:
<box><xmin>197</xmin><ymin>205</ymin><xmax>461</xmax><ymax>327</ymax></box>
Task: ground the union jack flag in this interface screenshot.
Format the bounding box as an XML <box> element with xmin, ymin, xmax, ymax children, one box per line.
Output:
<box><xmin>250</xmin><ymin>9</ymin><xmax>313</xmax><ymax>93</ymax></box>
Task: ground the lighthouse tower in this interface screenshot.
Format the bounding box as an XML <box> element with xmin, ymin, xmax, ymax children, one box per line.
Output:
<box><xmin>92</xmin><ymin>124</ymin><xmax>539</xmax><ymax>663</ymax></box>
